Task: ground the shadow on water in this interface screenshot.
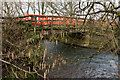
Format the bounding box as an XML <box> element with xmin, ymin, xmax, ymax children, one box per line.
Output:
<box><xmin>42</xmin><ymin>40</ymin><xmax>119</xmax><ymax>78</ymax></box>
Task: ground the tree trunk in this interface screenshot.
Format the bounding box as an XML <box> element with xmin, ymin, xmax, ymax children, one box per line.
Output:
<box><xmin>27</xmin><ymin>2</ymin><xmax>30</xmax><ymax>14</ymax></box>
<box><xmin>37</xmin><ymin>2</ymin><xmax>40</xmax><ymax>15</ymax></box>
<box><xmin>42</xmin><ymin>2</ymin><xmax>44</xmax><ymax>15</ymax></box>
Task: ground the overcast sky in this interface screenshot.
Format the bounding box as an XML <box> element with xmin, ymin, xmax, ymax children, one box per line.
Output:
<box><xmin>1</xmin><ymin>0</ymin><xmax>120</xmax><ymax>18</ymax></box>
<box><xmin>27</xmin><ymin>0</ymin><xmax>119</xmax><ymax>15</ymax></box>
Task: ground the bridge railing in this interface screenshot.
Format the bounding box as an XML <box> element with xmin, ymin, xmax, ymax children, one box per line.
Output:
<box><xmin>24</xmin><ymin>14</ymin><xmax>85</xmax><ymax>27</ymax></box>
<box><xmin>0</xmin><ymin>14</ymin><xmax>117</xmax><ymax>33</ymax></box>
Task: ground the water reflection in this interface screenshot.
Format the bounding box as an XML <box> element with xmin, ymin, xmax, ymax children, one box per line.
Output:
<box><xmin>43</xmin><ymin>40</ymin><xmax>119</xmax><ymax>78</ymax></box>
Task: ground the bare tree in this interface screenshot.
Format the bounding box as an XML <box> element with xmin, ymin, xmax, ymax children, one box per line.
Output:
<box><xmin>26</xmin><ymin>2</ymin><xmax>31</xmax><ymax>14</ymax></box>
<box><xmin>31</xmin><ymin>2</ymin><xmax>36</xmax><ymax>14</ymax></box>
<box><xmin>37</xmin><ymin>2</ymin><xmax>40</xmax><ymax>15</ymax></box>
<box><xmin>76</xmin><ymin>1</ymin><xmax>120</xmax><ymax>54</ymax></box>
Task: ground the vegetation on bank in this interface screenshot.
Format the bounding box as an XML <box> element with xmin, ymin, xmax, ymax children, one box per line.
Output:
<box><xmin>2</xmin><ymin>20</ymin><xmax>67</xmax><ymax>78</ymax></box>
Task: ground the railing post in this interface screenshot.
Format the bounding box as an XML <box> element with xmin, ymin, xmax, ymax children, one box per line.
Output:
<box><xmin>64</xmin><ymin>16</ymin><xmax>66</xmax><ymax>27</ymax></box>
<box><xmin>30</xmin><ymin>16</ymin><xmax>33</xmax><ymax>26</ymax></box>
<box><xmin>34</xmin><ymin>16</ymin><xmax>37</xmax><ymax>33</ymax></box>
<box><xmin>51</xmin><ymin>16</ymin><xmax>53</xmax><ymax>27</ymax></box>
<box><xmin>76</xmin><ymin>17</ymin><xmax>78</xmax><ymax>27</ymax></box>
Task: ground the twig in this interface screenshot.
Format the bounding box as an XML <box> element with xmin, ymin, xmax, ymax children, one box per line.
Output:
<box><xmin>5</xmin><ymin>64</ymin><xmax>11</xmax><ymax>75</ymax></box>
<box><xmin>33</xmin><ymin>68</ymin><xmax>44</xmax><ymax>78</ymax></box>
<box><xmin>1</xmin><ymin>58</ymin><xmax>46</xmax><ymax>78</ymax></box>
<box><xmin>6</xmin><ymin>39</ymin><xmax>20</xmax><ymax>48</ymax></box>
<box><xmin>11</xmin><ymin>67</ymin><xmax>18</xmax><ymax>78</ymax></box>
<box><xmin>0</xmin><ymin>59</ymin><xmax>36</xmax><ymax>74</ymax></box>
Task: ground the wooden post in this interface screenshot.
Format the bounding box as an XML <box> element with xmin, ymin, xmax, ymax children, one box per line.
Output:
<box><xmin>34</xmin><ymin>16</ymin><xmax>37</xmax><ymax>33</ymax></box>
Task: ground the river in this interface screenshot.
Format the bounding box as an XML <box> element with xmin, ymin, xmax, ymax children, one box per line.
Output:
<box><xmin>42</xmin><ymin>40</ymin><xmax>119</xmax><ymax>78</ymax></box>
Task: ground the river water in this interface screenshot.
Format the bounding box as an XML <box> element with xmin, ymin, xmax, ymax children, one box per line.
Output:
<box><xmin>43</xmin><ymin>40</ymin><xmax>119</xmax><ymax>78</ymax></box>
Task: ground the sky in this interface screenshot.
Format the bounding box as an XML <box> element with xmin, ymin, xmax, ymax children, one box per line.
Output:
<box><xmin>1</xmin><ymin>0</ymin><xmax>119</xmax><ymax>3</ymax></box>
<box><xmin>27</xmin><ymin>0</ymin><xmax>119</xmax><ymax>15</ymax></box>
<box><xmin>1</xmin><ymin>0</ymin><xmax>120</xmax><ymax>17</ymax></box>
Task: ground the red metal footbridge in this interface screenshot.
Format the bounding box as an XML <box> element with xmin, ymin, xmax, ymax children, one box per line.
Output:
<box><xmin>0</xmin><ymin>14</ymin><xmax>117</xmax><ymax>28</ymax></box>
<box><xmin>23</xmin><ymin>14</ymin><xmax>117</xmax><ymax>27</ymax></box>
